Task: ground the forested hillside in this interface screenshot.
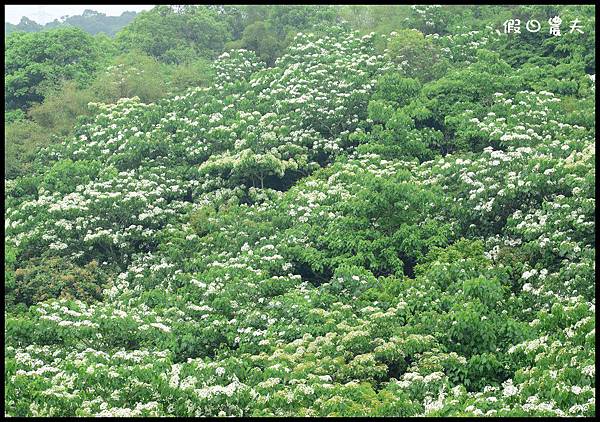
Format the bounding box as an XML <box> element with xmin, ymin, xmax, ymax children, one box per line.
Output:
<box><xmin>4</xmin><ymin>4</ymin><xmax>596</xmax><ymax>417</ymax></box>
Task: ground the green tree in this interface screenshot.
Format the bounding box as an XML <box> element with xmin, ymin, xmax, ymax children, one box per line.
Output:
<box><xmin>386</xmin><ymin>29</ymin><xmax>447</xmax><ymax>83</ymax></box>
<box><xmin>88</xmin><ymin>51</ymin><xmax>169</xmax><ymax>103</ymax></box>
<box><xmin>27</xmin><ymin>80</ymin><xmax>95</xmax><ymax>139</ymax></box>
<box><xmin>116</xmin><ymin>5</ymin><xmax>230</xmax><ymax>64</ymax></box>
<box><xmin>5</xmin><ymin>27</ymin><xmax>106</xmax><ymax>110</ymax></box>
<box><xmin>239</xmin><ymin>21</ymin><xmax>281</xmax><ymax>66</ymax></box>
<box><xmin>4</xmin><ymin>119</ymin><xmax>50</xmax><ymax>178</ymax></box>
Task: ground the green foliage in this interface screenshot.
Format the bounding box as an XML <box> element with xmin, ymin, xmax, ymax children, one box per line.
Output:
<box><xmin>116</xmin><ymin>5</ymin><xmax>230</xmax><ymax>64</ymax></box>
<box><xmin>238</xmin><ymin>21</ymin><xmax>281</xmax><ymax>66</ymax></box>
<box><xmin>28</xmin><ymin>80</ymin><xmax>96</xmax><ymax>138</ymax></box>
<box><xmin>372</xmin><ymin>73</ymin><xmax>421</xmax><ymax>106</ymax></box>
<box><xmin>235</xmin><ymin>5</ymin><xmax>339</xmax><ymax>66</ymax></box>
<box><xmin>337</xmin><ymin>5</ymin><xmax>412</xmax><ymax>36</ymax></box>
<box><xmin>386</xmin><ymin>29</ymin><xmax>447</xmax><ymax>83</ymax></box>
<box><xmin>5</xmin><ymin>27</ymin><xmax>107</xmax><ymax>110</ymax></box>
<box><xmin>420</xmin><ymin>49</ymin><xmax>519</xmax><ymax>153</ymax></box>
<box><xmin>167</xmin><ymin>58</ymin><xmax>215</xmax><ymax>92</ymax></box>
<box><xmin>7</xmin><ymin>258</ymin><xmax>109</xmax><ymax>308</ymax></box>
<box><xmin>4</xmin><ymin>108</ymin><xmax>26</xmax><ymax>123</ymax></box>
<box><xmin>4</xmin><ymin>242</ymin><xmax>18</xmax><ymax>299</ymax></box>
<box><xmin>89</xmin><ymin>52</ymin><xmax>171</xmax><ymax>103</ymax></box>
<box><xmin>4</xmin><ymin>119</ymin><xmax>51</xmax><ymax>178</ymax></box>
<box><xmin>42</xmin><ymin>159</ymin><xmax>102</xmax><ymax>194</ymax></box>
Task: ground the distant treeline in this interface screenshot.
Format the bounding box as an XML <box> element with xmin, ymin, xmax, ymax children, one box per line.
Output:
<box><xmin>5</xmin><ymin>9</ymin><xmax>138</xmax><ymax>37</ymax></box>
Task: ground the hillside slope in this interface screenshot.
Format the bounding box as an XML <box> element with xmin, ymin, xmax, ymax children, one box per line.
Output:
<box><xmin>4</xmin><ymin>26</ymin><xmax>595</xmax><ymax>417</ymax></box>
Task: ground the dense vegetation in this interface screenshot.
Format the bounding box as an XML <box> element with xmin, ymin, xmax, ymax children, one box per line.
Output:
<box><xmin>4</xmin><ymin>4</ymin><xmax>596</xmax><ymax>417</ymax></box>
<box><xmin>4</xmin><ymin>5</ymin><xmax>342</xmax><ymax>178</ymax></box>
